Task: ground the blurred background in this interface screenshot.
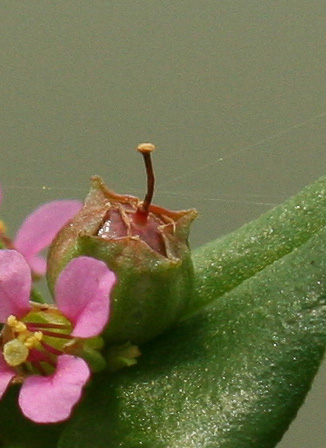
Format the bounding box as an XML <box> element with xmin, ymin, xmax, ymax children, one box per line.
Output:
<box><xmin>1</xmin><ymin>1</ymin><xmax>326</xmax><ymax>446</ymax></box>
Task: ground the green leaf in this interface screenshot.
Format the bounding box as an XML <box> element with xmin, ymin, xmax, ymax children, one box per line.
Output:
<box><xmin>190</xmin><ymin>174</ymin><xmax>326</xmax><ymax>313</ymax></box>
<box><xmin>59</xmin><ymin>176</ymin><xmax>326</xmax><ymax>447</ymax></box>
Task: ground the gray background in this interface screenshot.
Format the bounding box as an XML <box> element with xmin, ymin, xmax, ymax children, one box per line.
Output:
<box><xmin>1</xmin><ymin>1</ymin><xmax>326</xmax><ymax>446</ymax></box>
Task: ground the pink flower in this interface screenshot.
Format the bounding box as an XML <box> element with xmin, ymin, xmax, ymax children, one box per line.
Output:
<box><xmin>0</xmin><ymin>250</ymin><xmax>116</xmax><ymax>423</ymax></box>
<box><xmin>0</xmin><ymin>185</ymin><xmax>82</xmax><ymax>275</ymax></box>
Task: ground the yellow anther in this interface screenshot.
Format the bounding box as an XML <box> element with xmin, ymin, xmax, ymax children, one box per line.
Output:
<box><xmin>7</xmin><ymin>315</ymin><xmax>27</xmax><ymax>333</ymax></box>
<box><xmin>24</xmin><ymin>337</ymin><xmax>34</xmax><ymax>348</ymax></box>
<box><xmin>7</xmin><ymin>315</ymin><xmax>17</xmax><ymax>326</ymax></box>
<box><xmin>17</xmin><ymin>332</ymin><xmax>28</xmax><ymax>343</ymax></box>
<box><xmin>24</xmin><ymin>332</ymin><xmax>43</xmax><ymax>349</ymax></box>
<box><xmin>6</xmin><ymin>315</ymin><xmax>42</xmax><ymax>352</ymax></box>
<box><xmin>34</xmin><ymin>331</ymin><xmax>43</xmax><ymax>341</ymax></box>
<box><xmin>0</xmin><ymin>220</ymin><xmax>6</xmax><ymax>234</ymax></box>
<box><xmin>24</xmin><ymin>338</ymin><xmax>34</xmax><ymax>348</ymax></box>
<box><xmin>15</xmin><ymin>321</ymin><xmax>27</xmax><ymax>333</ymax></box>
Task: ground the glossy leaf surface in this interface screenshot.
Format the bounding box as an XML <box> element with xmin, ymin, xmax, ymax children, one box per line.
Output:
<box><xmin>190</xmin><ymin>174</ymin><xmax>326</xmax><ymax>313</ymax></box>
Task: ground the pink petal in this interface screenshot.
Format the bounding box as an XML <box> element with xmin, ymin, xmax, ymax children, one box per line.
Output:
<box><xmin>26</xmin><ymin>255</ymin><xmax>46</xmax><ymax>276</ymax></box>
<box><xmin>0</xmin><ymin>250</ymin><xmax>32</xmax><ymax>321</ymax></box>
<box><xmin>55</xmin><ymin>256</ymin><xmax>116</xmax><ymax>338</ymax></box>
<box><xmin>0</xmin><ymin>353</ymin><xmax>15</xmax><ymax>399</ymax></box>
<box><xmin>18</xmin><ymin>354</ymin><xmax>90</xmax><ymax>423</ymax></box>
<box><xmin>14</xmin><ymin>200</ymin><xmax>82</xmax><ymax>275</ymax></box>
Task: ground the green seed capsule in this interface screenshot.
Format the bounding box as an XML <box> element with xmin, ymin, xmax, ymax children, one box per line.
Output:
<box><xmin>47</xmin><ymin>145</ymin><xmax>197</xmax><ymax>345</ymax></box>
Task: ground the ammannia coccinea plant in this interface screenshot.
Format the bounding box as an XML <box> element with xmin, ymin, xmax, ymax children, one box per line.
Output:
<box><xmin>0</xmin><ymin>143</ymin><xmax>197</xmax><ymax>424</ymax></box>
<box><xmin>1</xmin><ymin>144</ymin><xmax>326</xmax><ymax>448</ymax></box>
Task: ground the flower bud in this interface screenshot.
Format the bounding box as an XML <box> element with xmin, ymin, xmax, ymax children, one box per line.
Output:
<box><xmin>47</xmin><ymin>145</ymin><xmax>197</xmax><ymax>345</ymax></box>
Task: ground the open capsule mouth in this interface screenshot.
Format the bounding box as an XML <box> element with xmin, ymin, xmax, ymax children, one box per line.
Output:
<box><xmin>97</xmin><ymin>204</ymin><xmax>168</xmax><ymax>257</ymax></box>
